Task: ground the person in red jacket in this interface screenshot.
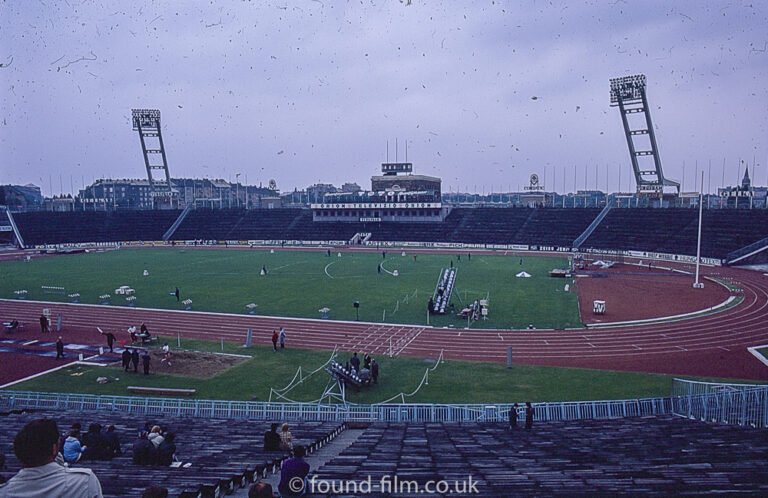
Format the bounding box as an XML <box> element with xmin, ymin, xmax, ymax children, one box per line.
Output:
<box><xmin>272</xmin><ymin>330</ymin><xmax>278</xmax><ymax>352</ymax></box>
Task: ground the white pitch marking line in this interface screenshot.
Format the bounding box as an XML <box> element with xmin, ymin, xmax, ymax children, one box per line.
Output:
<box><xmin>323</xmin><ymin>261</ymin><xmax>336</xmax><ymax>279</ymax></box>
<box><xmin>718</xmin><ymin>346</ymin><xmax>730</xmax><ymax>352</ymax></box>
<box><xmin>497</xmin><ymin>333</ymin><xmax>504</xmax><ymax>341</ymax></box>
<box><xmin>632</xmin><ymin>344</ymin><xmax>642</xmax><ymax>350</ymax></box>
<box><xmin>746</xmin><ymin>344</ymin><xmax>768</xmax><ymax>367</ymax></box>
<box><xmin>587</xmin><ymin>342</ymin><xmax>595</xmax><ymax>348</ymax></box>
<box><xmin>676</xmin><ymin>346</ymin><xmax>688</xmax><ymax>352</ymax></box>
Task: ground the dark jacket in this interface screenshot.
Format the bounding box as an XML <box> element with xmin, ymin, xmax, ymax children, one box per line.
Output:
<box><xmin>133</xmin><ymin>438</ymin><xmax>157</xmax><ymax>466</ymax></box>
<box><xmin>264</xmin><ymin>430</ymin><xmax>281</xmax><ymax>451</ymax></box>
<box><xmin>131</xmin><ymin>350</ymin><xmax>140</xmax><ymax>366</ymax></box>
<box><xmin>157</xmin><ymin>440</ymin><xmax>176</xmax><ymax>466</ymax></box>
<box><xmin>105</xmin><ymin>431</ymin><xmax>121</xmax><ymax>457</ymax></box>
<box><xmin>82</xmin><ymin>429</ymin><xmax>110</xmax><ymax>460</ymax></box>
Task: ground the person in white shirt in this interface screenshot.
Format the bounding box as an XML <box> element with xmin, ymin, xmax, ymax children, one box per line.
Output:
<box><xmin>147</xmin><ymin>425</ymin><xmax>165</xmax><ymax>449</ymax></box>
<box><xmin>0</xmin><ymin>418</ymin><xmax>102</xmax><ymax>498</ymax></box>
<box><xmin>161</xmin><ymin>343</ymin><xmax>172</xmax><ymax>366</ymax></box>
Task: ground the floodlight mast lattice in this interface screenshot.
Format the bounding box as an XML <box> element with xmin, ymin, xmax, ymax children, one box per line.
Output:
<box><xmin>609</xmin><ymin>75</ymin><xmax>679</xmax><ymax>195</ymax></box>
<box><xmin>131</xmin><ymin>109</ymin><xmax>173</xmax><ymax>199</ymax></box>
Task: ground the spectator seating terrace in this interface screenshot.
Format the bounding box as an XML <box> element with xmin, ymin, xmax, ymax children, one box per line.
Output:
<box><xmin>583</xmin><ymin>208</ymin><xmax>768</xmax><ymax>259</ymax></box>
<box><xmin>583</xmin><ymin>208</ymin><xmax>698</xmax><ymax>256</ymax></box>
<box><xmin>312</xmin><ymin>416</ymin><xmax>768</xmax><ymax>496</ymax></box>
<box><xmin>14</xmin><ymin>210</ymin><xmax>181</xmax><ymax>246</ymax></box>
<box><xmin>11</xmin><ymin>206</ymin><xmax>768</xmax><ymax>260</ymax></box>
<box><xmin>0</xmin><ymin>409</ymin><xmax>344</xmax><ymax>497</ymax></box>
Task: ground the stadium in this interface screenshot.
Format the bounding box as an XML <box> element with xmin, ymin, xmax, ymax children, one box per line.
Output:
<box><xmin>3</xmin><ymin>2</ymin><xmax>768</xmax><ymax>494</ymax></box>
<box><xmin>2</xmin><ymin>100</ymin><xmax>768</xmax><ymax>495</ymax></box>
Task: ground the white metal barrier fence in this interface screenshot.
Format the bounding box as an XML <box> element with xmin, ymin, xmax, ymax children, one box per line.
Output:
<box><xmin>0</xmin><ymin>391</ymin><xmax>672</xmax><ymax>423</ymax></box>
<box><xmin>670</xmin><ymin>378</ymin><xmax>768</xmax><ymax>428</ymax></box>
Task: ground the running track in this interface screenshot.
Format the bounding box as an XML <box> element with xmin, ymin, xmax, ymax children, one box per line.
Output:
<box><xmin>1</xmin><ymin>262</ymin><xmax>767</xmax><ymax>381</ymax></box>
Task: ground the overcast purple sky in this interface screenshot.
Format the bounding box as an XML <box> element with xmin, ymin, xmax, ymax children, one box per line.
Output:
<box><xmin>2</xmin><ymin>1</ymin><xmax>767</xmax><ymax>197</ymax></box>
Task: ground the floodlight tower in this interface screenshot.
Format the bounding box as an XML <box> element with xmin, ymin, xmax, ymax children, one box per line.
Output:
<box><xmin>131</xmin><ymin>109</ymin><xmax>174</xmax><ymax>203</ymax></box>
<box><xmin>609</xmin><ymin>75</ymin><xmax>679</xmax><ymax>195</ymax></box>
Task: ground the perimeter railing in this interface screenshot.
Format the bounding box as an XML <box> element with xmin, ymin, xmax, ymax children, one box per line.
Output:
<box><xmin>670</xmin><ymin>378</ymin><xmax>768</xmax><ymax>428</ymax></box>
<box><xmin>0</xmin><ymin>390</ymin><xmax>672</xmax><ymax>423</ymax></box>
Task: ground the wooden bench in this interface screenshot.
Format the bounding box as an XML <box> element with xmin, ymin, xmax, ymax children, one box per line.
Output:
<box><xmin>127</xmin><ymin>386</ymin><xmax>196</xmax><ymax>396</ymax></box>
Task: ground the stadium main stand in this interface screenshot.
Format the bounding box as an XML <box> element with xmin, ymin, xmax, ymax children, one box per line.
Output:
<box><xmin>14</xmin><ymin>210</ymin><xmax>182</xmax><ymax>246</ymax></box>
<box><xmin>9</xmin><ymin>206</ymin><xmax>768</xmax><ymax>261</ymax></box>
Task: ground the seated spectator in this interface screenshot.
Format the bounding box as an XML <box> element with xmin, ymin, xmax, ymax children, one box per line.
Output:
<box><xmin>278</xmin><ymin>445</ymin><xmax>310</xmax><ymax>497</ymax></box>
<box><xmin>279</xmin><ymin>423</ymin><xmax>293</xmax><ymax>452</ymax></box>
<box><xmin>249</xmin><ymin>481</ymin><xmax>276</xmax><ymax>498</ymax></box>
<box><xmin>0</xmin><ymin>419</ymin><xmax>102</xmax><ymax>497</ymax></box>
<box><xmin>264</xmin><ymin>423</ymin><xmax>281</xmax><ymax>451</ymax></box>
<box><xmin>132</xmin><ymin>432</ymin><xmax>157</xmax><ymax>466</ymax></box>
<box><xmin>57</xmin><ymin>422</ymin><xmax>80</xmax><ymax>455</ymax></box>
<box><xmin>104</xmin><ymin>425</ymin><xmax>121</xmax><ymax>457</ymax></box>
<box><xmin>142</xmin><ymin>485</ymin><xmax>169</xmax><ymax>498</ymax></box>
<box><xmin>157</xmin><ymin>432</ymin><xmax>176</xmax><ymax>466</ymax></box>
<box><xmin>82</xmin><ymin>423</ymin><xmax>110</xmax><ymax>460</ymax></box>
<box><xmin>62</xmin><ymin>429</ymin><xmax>87</xmax><ymax>463</ymax></box>
<box><xmin>147</xmin><ymin>425</ymin><xmax>164</xmax><ymax>448</ymax></box>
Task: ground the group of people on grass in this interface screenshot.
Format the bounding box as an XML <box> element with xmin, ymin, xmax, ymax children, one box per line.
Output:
<box><xmin>347</xmin><ymin>351</ymin><xmax>379</xmax><ymax>385</ymax></box>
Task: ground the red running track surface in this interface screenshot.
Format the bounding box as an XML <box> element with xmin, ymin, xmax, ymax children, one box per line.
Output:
<box><xmin>1</xmin><ymin>261</ymin><xmax>767</xmax><ymax>383</ymax></box>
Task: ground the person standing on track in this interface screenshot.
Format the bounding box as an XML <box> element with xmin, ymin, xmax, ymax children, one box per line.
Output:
<box><xmin>39</xmin><ymin>314</ymin><xmax>48</xmax><ymax>334</ymax></box>
<box><xmin>272</xmin><ymin>330</ymin><xmax>278</xmax><ymax>352</ymax></box>
<box><xmin>279</xmin><ymin>327</ymin><xmax>286</xmax><ymax>349</ymax></box>
<box><xmin>55</xmin><ymin>337</ymin><xmax>64</xmax><ymax>359</ymax></box>
<box><xmin>100</xmin><ymin>330</ymin><xmax>116</xmax><ymax>352</ymax></box>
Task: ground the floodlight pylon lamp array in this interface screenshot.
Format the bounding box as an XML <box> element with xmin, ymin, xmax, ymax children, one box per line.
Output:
<box><xmin>609</xmin><ymin>74</ymin><xmax>647</xmax><ymax>107</ymax></box>
<box><xmin>131</xmin><ymin>108</ymin><xmax>161</xmax><ymax>131</ymax></box>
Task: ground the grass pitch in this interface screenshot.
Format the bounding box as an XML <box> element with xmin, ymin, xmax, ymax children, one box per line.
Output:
<box><xmin>6</xmin><ymin>336</ymin><xmax>674</xmax><ymax>403</ymax></box>
<box><xmin>0</xmin><ymin>248</ymin><xmax>581</xmax><ymax>329</ymax></box>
